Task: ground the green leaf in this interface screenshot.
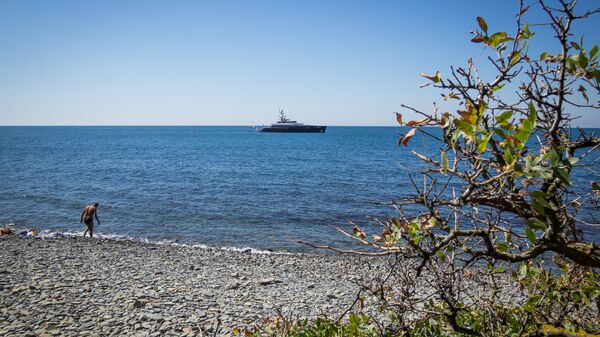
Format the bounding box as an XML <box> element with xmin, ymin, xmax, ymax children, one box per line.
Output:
<box><xmin>521</xmin><ymin>119</ymin><xmax>533</xmax><ymax>133</ymax></box>
<box><xmin>528</xmin><ymin>101</ymin><xmax>537</xmax><ymax>125</ymax></box>
<box><xmin>524</xmin><ymin>156</ymin><xmax>533</xmax><ymax>168</ymax></box>
<box><xmin>525</xmin><ymin>226</ymin><xmax>537</xmax><ymax>244</ymax></box>
<box><xmin>518</xmin><ymin>263</ymin><xmax>528</xmax><ymax>279</ymax></box>
<box><xmin>522</xmin><ymin>23</ymin><xmax>532</xmax><ymax>39</ymax></box>
<box><xmin>578</xmin><ymin>53</ymin><xmax>589</xmax><ymax>68</ymax></box>
<box><xmin>539</xmin><ymin>52</ymin><xmax>549</xmax><ymax>61</ymax></box>
<box><xmin>514</xmin><ymin>163</ymin><xmax>523</xmax><ymax>176</ymax></box>
<box><xmin>532</xmin><ymin>195</ymin><xmax>551</xmax><ymax>208</ymax></box>
<box><xmin>421</xmin><ymin>71</ymin><xmax>442</xmax><ymax>83</ymax></box>
<box><xmin>590</xmin><ymin>45</ymin><xmax>599</xmax><ymax>60</ymax></box>
<box><xmin>493</xmin><ymin>128</ymin><xmax>507</xmax><ymax>140</ymax></box>
<box><xmin>510</xmin><ymin>51</ymin><xmax>520</xmax><ymax>66</ymax></box>
<box><xmin>531</xmin><ymin>167</ymin><xmax>553</xmax><ymax>179</ymax></box>
<box><xmin>495</xmin><ymin>242</ymin><xmax>509</xmax><ymax>252</ymax></box>
<box><xmin>531</xmin><ymin>156</ymin><xmax>542</xmax><ymax>166</ymax></box>
<box><xmin>478</xmin><ymin>100</ymin><xmax>487</xmax><ymax>116</ymax></box>
<box><xmin>504</xmin><ymin>149</ymin><xmax>514</xmax><ymax>165</ymax></box>
<box><xmin>476</xmin><ymin>16</ymin><xmax>488</xmax><ymax>34</ymax></box>
<box><xmin>515</xmin><ymin>131</ymin><xmax>529</xmax><ymax>145</ymax></box>
<box><xmin>451</xmin><ymin>128</ymin><xmax>461</xmax><ymax>143</ymax></box>
<box><xmin>492</xmin><ymin>83</ymin><xmax>506</xmax><ymax>92</ymax></box>
<box><xmin>526</xmin><ymin>294</ymin><xmax>542</xmax><ymax>307</ymax></box>
<box><xmin>546</xmin><ymin>147</ymin><xmax>560</xmax><ymax>165</ymax></box>
<box><xmin>489</xmin><ymin>32</ymin><xmax>512</xmax><ymax>47</ymax></box>
<box><xmin>458</xmin><ymin>110</ymin><xmax>477</xmax><ymax>124</ymax></box>
<box><xmin>554</xmin><ymin>167</ymin><xmax>572</xmax><ymax>185</ymax></box>
<box><xmin>530</xmin><ymin>190</ymin><xmax>550</xmax><ymax>199</ymax></box>
<box><xmin>567</xmin><ymin>56</ymin><xmax>578</xmax><ymax>72</ymax></box>
<box><xmin>454</xmin><ymin>119</ymin><xmax>474</xmax><ymax>136</ymax></box>
<box><xmin>531</xmin><ymin>199</ymin><xmax>546</xmax><ymax>215</ymax></box>
<box><xmin>573</xmin><ymin>291</ymin><xmax>581</xmax><ymax>303</ymax></box>
<box><xmin>515</xmin><ymin>124</ymin><xmax>532</xmax><ymax>149</ymax></box>
<box><xmin>477</xmin><ymin>133</ymin><xmax>492</xmax><ymax>154</ymax></box>
<box><xmin>526</xmin><ymin>218</ymin><xmax>547</xmax><ymax>230</ymax></box>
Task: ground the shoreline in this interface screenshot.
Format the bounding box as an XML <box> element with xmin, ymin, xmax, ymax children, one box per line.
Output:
<box><xmin>4</xmin><ymin>226</ymin><xmax>308</xmax><ymax>256</ymax></box>
<box><xmin>0</xmin><ymin>235</ymin><xmax>379</xmax><ymax>336</ymax></box>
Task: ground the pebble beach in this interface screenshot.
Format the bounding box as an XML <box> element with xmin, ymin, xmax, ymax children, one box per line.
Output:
<box><xmin>0</xmin><ymin>235</ymin><xmax>380</xmax><ymax>337</ymax></box>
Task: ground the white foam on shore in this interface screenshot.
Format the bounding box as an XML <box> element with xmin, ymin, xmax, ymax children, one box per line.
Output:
<box><xmin>1</xmin><ymin>224</ymin><xmax>298</xmax><ymax>256</ymax></box>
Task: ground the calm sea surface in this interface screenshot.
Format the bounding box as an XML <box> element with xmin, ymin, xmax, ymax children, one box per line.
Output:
<box><xmin>1</xmin><ymin>126</ymin><xmax>598</xmax><ymax>252</ymax></box>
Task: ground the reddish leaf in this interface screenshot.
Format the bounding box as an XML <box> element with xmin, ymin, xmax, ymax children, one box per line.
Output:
<box><xmin>440</xmin><ymin>112</ymin><xmax>451</xmax><ymax>128</ymax></box>
<box><xmin>578</xmin><ymin>85</ymin><xmax>589</xmax><ymax>103</ymax></box>
<box><xmin>400</xmin><ymin>128</ymin><xmax>417</xmax><ymax>146</ymax></box>
<box><xmin>382</xmin><ymin>228</ymin><xmax>391</xmax><ymax>238</ymax></box>
<box><xmin>471</xmin><ymin>35</ymin><xmax>485</xmax><ymax>43</ymax></box>
<box><xmin>353</xmin><ymin>225</ymin><xmax>366</xmax><ymax>239</ymax></box>
<box><xmin>458</xmin><ymin>110</ymin><xmax>477</xmax><ymax>124</ymax></box>
<box><xmin>406</xmin><ymin>118</ymin><xmax>429</xmax><ymax>126</ymax></box>
<box><xmin>395</xmin><ymin>112</ymin><xmax>403</xmax><ymax>125</ymax></box>
<box><xmin>476</xmin><ymin>16</ymin><xmax>488</xmax><ymax>33</ymax></box>
<box><xmin>443</xmin><ymin>92</ymin><xmax>460</xmax><ymax>100</ymax></box>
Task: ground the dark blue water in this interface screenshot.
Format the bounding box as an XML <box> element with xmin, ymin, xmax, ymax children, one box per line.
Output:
<box><xmin>1</xmin><ymin>126</ymin><xmax>598</xmax><ymax>252</ymax></box>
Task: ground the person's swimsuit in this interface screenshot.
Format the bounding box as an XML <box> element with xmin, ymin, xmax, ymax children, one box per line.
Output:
<box><xmin>84</xmin><ymin>216</ymin><xmax>93</xmax><ymax>225</ymax></box>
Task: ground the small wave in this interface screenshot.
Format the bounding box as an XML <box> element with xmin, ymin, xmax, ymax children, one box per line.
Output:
<box><xmin>0</xmin><ymin>224</ymin><xmax>297</xmax><ymax>256</ymax></box>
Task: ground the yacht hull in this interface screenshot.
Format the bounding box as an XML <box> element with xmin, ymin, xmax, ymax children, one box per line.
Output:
<box><xmin>259</xmin><ymin>125</ymin><xmax>327</xmax><ymax>133</ymax></box>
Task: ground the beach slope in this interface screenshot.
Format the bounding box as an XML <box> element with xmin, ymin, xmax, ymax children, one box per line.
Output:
<box><xmin>0</xmin><ymin>236</ymin><xmax>374</xmax><ymax>336</ymax></box>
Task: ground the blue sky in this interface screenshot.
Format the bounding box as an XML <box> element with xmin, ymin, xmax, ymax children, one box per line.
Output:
<box><xmin>0</xmin><ymin>0</ymin><xmax>598</xmax><ymax>126</ymax></box>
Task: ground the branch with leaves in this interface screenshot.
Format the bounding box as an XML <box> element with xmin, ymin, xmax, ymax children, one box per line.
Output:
<box><xmin>386</xmin><ymin>0</ymin><xmax>600</xmax><ymax>269</ymax></box>
<box><xmin>298</xmin><ymin>1</ymin><xmax>600</xmax><ymax>336</ymax></box>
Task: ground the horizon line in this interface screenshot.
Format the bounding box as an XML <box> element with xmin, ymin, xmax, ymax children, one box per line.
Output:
<box><xmin>0</xmin><ymin>124</ymin><xmax>401</xmax><ymax>127</ymax></box>
<box><xmin>2</xmin><ymin>124</ymin><xmax>600</xmax><ymax>128</ymax></box>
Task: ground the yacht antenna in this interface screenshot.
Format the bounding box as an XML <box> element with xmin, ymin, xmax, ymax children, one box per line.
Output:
<box><xmin>279</xmin><ymin>109</ymin><xmax>286</xmax><ymax>122</ymax></box>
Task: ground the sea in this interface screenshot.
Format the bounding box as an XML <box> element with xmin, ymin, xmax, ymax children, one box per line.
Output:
<box><xmin>1</xmin><ymin>126</ymin><xmax>598</xmax><ymax>253</ymax></box>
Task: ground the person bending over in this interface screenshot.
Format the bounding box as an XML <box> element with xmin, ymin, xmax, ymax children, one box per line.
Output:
<box><xmin>80</xmin><ymin>202</ymin><xmax>100</xmax><ymax>238</ymax></box>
